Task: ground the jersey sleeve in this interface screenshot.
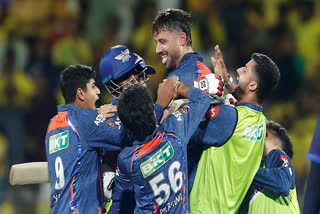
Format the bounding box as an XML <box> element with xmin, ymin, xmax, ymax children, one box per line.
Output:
<box><xmin>109</xmin><ymin>149</ymin><xmax>134</xmax><ymax>213</ymax></box>
<box><xmin>154</xmin><ymin>103</ymin><xmax>164</xmax><ymax>122</ymax></box>
<box><xmin>162</xmin><ymin>87</ymin><xmax>211</xmax><ymax>144</ymax></box>
<box><xmin>190</xmin><ymin>103</ymin><xmax>237</xmax><ymax>147</ymax></box>
<box><xmin>253</xmin><ymin>149</ymin><xmax>295</xmax><ymax>196</ymax></box>
<box><xmin>77</xmin><ymin>109</ymin><xmax>128</xmax><ymax>151</ymax></box>
<box><xmin>307</xmin><ymin>113</ymin><xmax>320</xmax><ymax>163</ymax></box>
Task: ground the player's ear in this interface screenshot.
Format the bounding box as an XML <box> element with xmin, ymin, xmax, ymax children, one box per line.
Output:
<box><xmin>77</xmin><ymin>88</ymin><xmax>85</xmax><ymax>101</ymax></box>
<box><xmin>178</xmin><ymin>32</ymin><xmax>187</xmax><ymax>46</ymax></box>
<box><xmin>249</xmin><ymin>81</ymin><xmax>258</xmax><ymax>92</ymax></box>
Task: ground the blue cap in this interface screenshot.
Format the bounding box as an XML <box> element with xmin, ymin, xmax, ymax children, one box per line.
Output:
<box><xmin>100</xmin><ymin>45</ymin><xmax>156</xmax><ymax>84</ymax></box>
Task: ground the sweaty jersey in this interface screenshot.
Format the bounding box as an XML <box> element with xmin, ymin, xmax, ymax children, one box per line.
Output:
<box><xmin>45</xmin><ymin>104</ymin><xmax>129</xmax><ymax>214</ymax></box>
<box><xmin>248</xmin><ymin>149</ymin><xmax>300</xmax><ymax>214</ymax></box>
<box><xmin>109</xmin><ymin>88</ymin><xmax>211</xmax><ymax>214</ymax></box>
<box><xmin>190</xmin><ymin>103</ymin><xmax>266</xmax><ymax>213</ymax></box>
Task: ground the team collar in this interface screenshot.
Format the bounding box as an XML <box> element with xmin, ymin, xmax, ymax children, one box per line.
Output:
<box><xmin>237</xmin><ymin>102</ymin><xmax>263</xmax><ymax>112</ymax></box>
<box><xmin>176</xmin><ymin>52</ymin><xmax>202</xmax><ymax>69</ymax></box>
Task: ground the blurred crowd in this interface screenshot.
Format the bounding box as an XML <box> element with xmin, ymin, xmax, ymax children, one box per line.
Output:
<box><xmin>0</xmin><ymin>0</ymin><xmax>318</xmax><ymax>213</ymax></box>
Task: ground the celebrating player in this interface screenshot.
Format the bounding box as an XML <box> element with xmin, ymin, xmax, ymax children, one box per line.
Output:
<box><xmin>108</xmin><ymin>77</ymin><xmax>212</xmax><ymax>213</ymax></box>
<box><xmin>99</xmin><ymin>45</ymin><xmax>164</xmax><ymax>123</ymax></box>
<box><xmin>241</xmin><ymin>120</ymin><xmax>300</xmax><ymax>213</ymax></box>
<box><xmin>189</xmin><ymin>51</ymin><xmax>280</xmax><ymax>213</ymax></box>
<box><xmin>45</xmin><ymin>65</ymin><xmax>130</xmax><ymax>213</ymax></box>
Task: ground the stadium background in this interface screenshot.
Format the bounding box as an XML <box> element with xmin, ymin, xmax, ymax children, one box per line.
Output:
<box><xmin>0</xmin><ymin>0</ymin><xmax>318</xmax><ymax>213</ymax></box>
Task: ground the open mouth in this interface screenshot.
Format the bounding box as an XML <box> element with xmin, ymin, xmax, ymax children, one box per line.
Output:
<box><xmin>161</xmin><ymin>54</ymin><xmax>167</xmax><ymax>65</ymax></box>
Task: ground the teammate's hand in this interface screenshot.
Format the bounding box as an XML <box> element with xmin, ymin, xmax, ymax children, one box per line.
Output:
<box><xmin>103</xmin><ymin>171</ymin><xmax>115</xmax><ymax>200</ymax></box>
<box><xmin>223</xmin><ymin>94</ymin><xmax>238</xmax><ymax>106</ymax></box>
<box><xmin>98</xmin><ymin>104</ymin><xmax>117</xmax><ymax>118</ymax></box>
<box><xmin>194</xmin><ymin>73</ymin><xmax>224</xmax><ymax>99</ymax></box>
<box><xmin>156</xmin><ymin>75</ymin><xmax>179</xmax><ymax>109</ymax></box>
<box><xmin>211</xmin><ymin>45</ymin><xmax>228</xmax><ymax>82</ymax></box>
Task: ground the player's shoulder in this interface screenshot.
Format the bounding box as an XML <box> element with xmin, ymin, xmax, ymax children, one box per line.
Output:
<box><xmin>117</xmin><ymin>146</ymin><xmax>138</xmax><ymax>172</ymax></box>
<box><xmin>205</xmin><ymin>103</ymin><xmax>237</xmax><ymax>122</ymax></box>
<box><xmin>118</xmin><ymin>146</ymin><xmax>137</xmax><ymax>163</ymax></box>
<box><xmin>266</xmin><ymin>149</ymin><xmax>292</xmax><ymax>168</ymax></box>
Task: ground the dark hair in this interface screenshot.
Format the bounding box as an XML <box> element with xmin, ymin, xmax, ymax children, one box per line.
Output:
<box><xmin>251</xmin><ymin>53</ymin><xmax>280</xmax><ymax>103</ymax></box>
<box><xmin>60</xmin><ymin>64</ymin><xmax>96</xmax><ymax>104</ymax></box>
<box><xmin>267</xmin><ymin>120</ymin><xmax>294</xmax><ymax>159</ymax></box>
<box><xmin>118</xmin><ymin>84</ymin><xmax>156</xmax><ymax>142</ymax></box>
<box><xmin>152</xmin><ymin>8</ymin><xmax>192</xmax><ymax>46</ymax></box>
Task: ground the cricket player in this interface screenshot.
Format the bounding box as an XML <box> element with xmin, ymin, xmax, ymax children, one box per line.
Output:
<box><xmin>45</xmin><ymin>65</ymin><xmax>130</xmax><ymax>213</ymax></box>
<box><xmin>189</xmin><ymin>51</ymin><xmax>281</xmax><ymax>213</ymax></box>
<box><xmin>108</xmin><ymin>76</ymin><xmax>221</xmax><ymax>213</ymax></box>
<box><xmin>244</xmin><ymin>120</ymin><xmax>300</xmax><ymax>213</ymax></box>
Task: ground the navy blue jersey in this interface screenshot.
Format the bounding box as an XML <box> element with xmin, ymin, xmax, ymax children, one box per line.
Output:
<box><xmin>109</xmin><ymin>88</ymin><xmax>211</xmax><ymax>214</ymax></box>
<box><xmin>307</xmin><ymin>113</ymin><xmax>320</xmax><ymax>163</ymax></box>
<box><xmin>166</xmin><ymin>52</ymin><xmax>211</xmax><ymax>86</ymax></box>
<box><xmin>45</xmin><ymin>104</ymin><xmax>129</xmax><ymax>214</ymax></box>
<box><xmin>254</xmin><ymin>149</ymin><xmax>295</xmax><ymax>196</ymax></box>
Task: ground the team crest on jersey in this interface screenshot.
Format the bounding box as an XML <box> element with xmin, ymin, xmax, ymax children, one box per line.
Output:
<box><xmin>279</xmin><ymin>155</ymin><xmax>290</xmax><ymax>167</ymax></box>
<box><xmin>241</xmin><ymin>124</ymin><xmax>264</xmax><ymax>141</ymax></box>
<box><xmin>114</xmin><ymin>49</ymin><xmax>131</xmax><ymax>62</ymax></box>
<box><xmin>205</xmin><ymin>106</ymin><xmax>220</xmax><ymax>119</ymax></box>
<box><xmin>178</xmin><ymin>106</ymin><xmax>189</xmax><ymax>114</ymax></box>
<box><xmin>107</xmin><ymin>120</ymin><xmax>119</xmax><ymax>128</ymax></box>
<box><xmin>49</xmin><ymin>131</ymin><xmax>69</xmax><ymax>154</ymax></box>
<box><xmin>140</xmin><ymin>142</ymin><xmax>174</xmax><ymax>178</ymax></box>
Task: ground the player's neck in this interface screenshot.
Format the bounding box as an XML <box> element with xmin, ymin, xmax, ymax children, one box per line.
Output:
<box><xmin>238</xmin><ymin>93</ymin><xmax>260</xmax><ymax>106</ymax></box>
<box><xmin>175</xmin><ymin>46</ymin><xmax>194</xmax><ymax>68</ymax></box>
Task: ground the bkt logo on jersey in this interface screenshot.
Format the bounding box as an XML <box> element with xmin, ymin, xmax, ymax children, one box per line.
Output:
<box><xmin>241</xmin><ymin>124</ymin><xmax>264</xmax><ymax>141</ymax></box>
<box><xmin>140</xmin><ymin>142</ymin><xmax>174</xmax><ymax>178</ymax></box>
<box><xmin>49</xmin><ymin>131</ymin><xmax>69</xmax><ymax>154</ymax></box>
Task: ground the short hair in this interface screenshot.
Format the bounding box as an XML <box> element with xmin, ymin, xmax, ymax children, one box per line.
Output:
<box><xmin>117</xmin><ymin>83</ymin><xmax>156</xmax><ymax>142</ymax></box>
<box><xmin>267</xmin><ymin>120</ymin><xmax>294</xmax><ymax>159</ymax></box>
<box><xmin>251</xmin><ymin>53</ymin><xmax>280</xmax><ymax>103</ymax></box>
<box><xmin>152</xmin><ymin>8</ymin><xmax>192</xmax><ymax>46</ymax></box>
<box><xmin>60</xmin><ymin>64</ymin><xmax>96</xmax><ymax>104</ymax></box>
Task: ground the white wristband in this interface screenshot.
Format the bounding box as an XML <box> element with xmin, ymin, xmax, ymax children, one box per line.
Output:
<box><xmin>225</xmin><ymin>75</ymin><xmax>233</xmax><ymax>88</ymax></box>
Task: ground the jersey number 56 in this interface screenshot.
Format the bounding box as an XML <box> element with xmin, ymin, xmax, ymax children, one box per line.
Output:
<box><xmin>149</xmin><ymin>161</ymin><xmax>183</xmax><ymax>206</ymax></box>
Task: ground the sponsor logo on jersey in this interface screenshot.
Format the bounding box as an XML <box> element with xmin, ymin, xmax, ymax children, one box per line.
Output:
<box><xmin>49</xmin><ymin>131</ymin><xmax>69</xmax><ymax>154</ymax></box>
<box><xmin>114</xmin><ymin>49</ymin><xmax>131</xmax><ymax>62</ymax></box>
<box><xmin>241</xmin><ymin>123</ymin><xmax>264</xmax><ymax>141</ymax></box>
<box><xmin>94</xmin><ymin>114</ymin><xmax>106</xmax><ymax>126</ymax></box>
<box><xmin>140</xmin><ymin>142</ymin><xmax>174</xmax><ymax>178</ymax></box>
<box><xmin>205</xmin><ymin>106</ymin><xmax>220</xmax><ymax>119</ymax></box>
<box><xmin>279</xmin><ymin>155</ymin><xmax>289</xmax><ymax>167</ymax></box>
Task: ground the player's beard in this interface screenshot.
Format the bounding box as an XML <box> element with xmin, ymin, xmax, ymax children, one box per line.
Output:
<box><xmin>232</xmin><ymin>85</ymin><xmax>245</xmax><ymax>101</ymax></box>
<box><xmin>166</xmin><ymin>48</ymin><xmax>181</xmax><ymax>72</ymax></box>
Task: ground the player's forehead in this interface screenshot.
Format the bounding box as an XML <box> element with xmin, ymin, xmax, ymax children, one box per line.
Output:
<box><xmin>153</xmin><ymin>28</ymin><xmax>179</xmax><ymax>39</ymax></box>
<box><xmin>246</xmin><ymin>59</ymin><xmax>257</xmax><ymax>72</ymax></box>
<box><xmin>87</xmin><ymin>78</ymin><xmax>95</xmax><ymax>85</ymax></box>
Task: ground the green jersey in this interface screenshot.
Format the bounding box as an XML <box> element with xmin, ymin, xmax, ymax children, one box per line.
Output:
<box><xmin>248</xmin><ymin>188</ymin><xmax>300</xmax><ymax>214</ymax></box>
<box><xmin>190</xmin><ymin>104</ymin><xmax>265</xmax><ymax>213</ymax></box>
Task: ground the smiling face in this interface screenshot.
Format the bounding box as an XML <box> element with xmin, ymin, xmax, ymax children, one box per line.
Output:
<box><xmin>81</xmin><ymin>78</ymin><xmax>100</xmax><ymax>110</ymax></box>
<box><xmin>154</xmin><ymin>28</ymin><xmax>183</xmax><ymax>71</ymax></box>
<box><xmin>232</xmin><ymin>59</ymin><xmax>258</xmax><ymax>101</ymax></box>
